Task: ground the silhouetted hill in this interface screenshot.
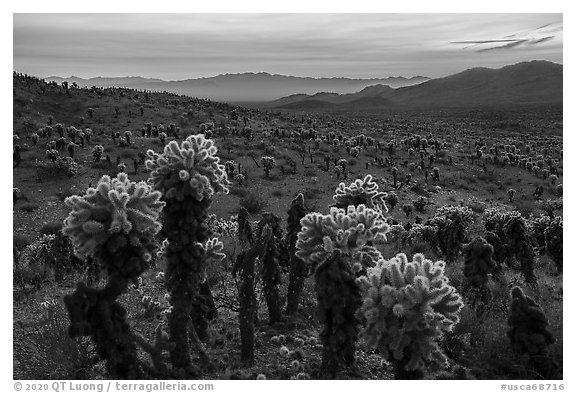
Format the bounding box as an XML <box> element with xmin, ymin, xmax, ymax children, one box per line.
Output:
<box><xmin>268</xmin><ymin>61</ymin><xmax>562</xmax><ymax>110</ymax></box>
<box><xmin>390</xmin><ymin>60</ymin><xmax>562</xmax><ymax>107</ymax></box>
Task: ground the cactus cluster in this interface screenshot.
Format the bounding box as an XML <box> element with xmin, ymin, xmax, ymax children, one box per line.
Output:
<box><xmin>332</xmin><ymin>174</ymin><xmax>388</xmax><ymax>215</ymax></box>
<box><xmin>357</xmin><ymin>253</ymin><xmax>463</xmax><ymax>379</ymax></box>
<box><xmin>429</xmin><ymin>205</ymin><xmax>474</xmax><ymax>263</ymax></box>
<box><xmin>296</xmin><ymin>202</ymin><xmax>389</xmax><ymax>377</ymax></box>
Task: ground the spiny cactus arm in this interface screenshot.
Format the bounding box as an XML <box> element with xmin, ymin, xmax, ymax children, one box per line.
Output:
<box><xmin>358</xmin><ymin>253</ymin><xmax>463</xmax><ymax>375</ymax></box>
<box><xmin>62</xmin><ymin>173</ymin><xmax>164</xmax><ymax>260</ymax></box>
<box><xmin>146</xmin><ymin>134</ymin><xmax>230</xmax><ymax>202</ymax></box>
<box><xmin>332</xmin><ymin>175</ymin><xmax>388</xmax><ymax>213</ymax></box>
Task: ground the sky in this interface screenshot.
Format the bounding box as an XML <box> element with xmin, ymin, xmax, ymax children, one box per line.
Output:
<box><xmin>13</xmin><ymin>13</ymin><xmax>563</xmax><ymax>80</ymax></box>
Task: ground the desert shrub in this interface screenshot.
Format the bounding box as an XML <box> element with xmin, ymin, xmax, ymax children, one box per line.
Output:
<box><xmin>412</xmin><ymin>196</ymin><xmax>427</xmax><ymax>213</ymax></box>
<box><xmin>19</xmin><ymin>202</ymin><xmax>39</xmax><ymax>212</ymax></box>
<box><xmin>14</xmin><ymin>298</ymin><xmax>99</xmax><ymax>379</ymax></box>
<box><xmin>240</xmin><ymin>192</ymin><xmax>268</xmax><ymax>214</ymax></box>
<box><xmin>40</xmin><ymin>221</ymin><xmax>64</xmax><ymax>235</ymax></box>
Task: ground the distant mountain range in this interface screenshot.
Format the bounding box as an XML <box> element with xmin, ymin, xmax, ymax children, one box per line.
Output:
<box><xmin>45</xmin><ymin>73</ymin><xmax>429</xmax><ymax>102</ymax></box>
<box><xmin>267</xmin><ymin>60</ymin><xmax>562</xmax><ymax>110</ymax></box>
<box><xmin>44</xmin><ymin>61</ymin><xmax>561</xmax><ymax>109</ymax></box>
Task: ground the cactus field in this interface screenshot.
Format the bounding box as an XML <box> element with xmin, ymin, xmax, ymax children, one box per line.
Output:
<box><xmin>13</xmin><ymin>72</ymin><xmax>562</xmax><ymax>380</ymax></box>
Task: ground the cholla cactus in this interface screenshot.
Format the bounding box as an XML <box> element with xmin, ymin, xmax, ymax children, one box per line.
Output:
<box><xmin>484</xmin><ymin>207</ymin><xmax>522</xmax><ymax>240</ymax></box>
<box><xmin>412</xmin><ymin>196</ymin><xmax>427</xmax><ymax>213</ymax></box>
<box><xmin>46</xmin><ymin>149</ymin><xmax>59</xmax><ymax>162</ymax></box>
<box><xmin>314</xmin><ymin>250</ymin><xmax>362</xmax><ymax>378</ymax></box>
<box><xmin>13</xmin><ymin>187</ymin><xmax>20</xmax><ymax>206</ymax></box>
<box><xmin>146</xmin><ymin>134</ymin><xmax>229</xmax><ymax>372</ymax></box>
<box><xmin>63</xmin><ymin>172</ymin><xmax>163</xmax><ymax>262</ymax></box>
<box><xmin>62</xmin><ymin>173</ymin><xmax>164</xmax><ymax>378</ymax></box>
<box><xmin>260</xmin><ymin>156</ymin><xmax>276</xmax><ymax>178</ymax></box>
<box><xmin>507</xmin><ymin>287</ymin><xmax>558</xmax><ymax>378</ymax></box>
<box><xmin>146</xmin><ymin>134</ymin><xmax>229</xmax><ymax>202</ymax></box>
<box><xmin>350</xmin><ymin>146</ymin><xmax>360</xmax><ymax>158</ymax></box>
<box><xmin>117</xmin><ymin>162</ymin><xmax>127</xmax><ymax>173</ymax></box>
<box><xmin>237</xmin><ymin>207</ymin><xmax>254</xmax><ymax>247</ymax></box>
<box><xmin>224</xmin><ymin>160</ymin><xmax>237</xmax><ymax>177</ymax></box>
<box><xmin>296</xmin><ymin>204</ymin><xmax>389</xmax><ymax>377</ymax></box>
<box><xmin>233</xmin><ymin>225</ymin><xmax>274</xmax><ymax>365</ymax></box>
<box><xmin>285</xmin><ymin>193</ymin><xmax>308</xmax><ymax>314</ymax></box>
<box><xmin>529</xmin><ymin>214</ymin><xmax>552</xmax><ymax>254</ymax></box>
<box><xmin>385</xmin><ymin>191</ymin><xmax>399</xmax><ymax>210</ymax></box>
<box><xmin>505</xmin><ymin>216</ymin><xmax>537</xmax><ymax>285</ymax></box>
<box><xmin>159</xmin><ymin>132</ymin><xmax>167</xmax><ymax>145</ymax></box>
<box><xmin>540</xmin><ymin>198</ymin><xmax>562</xmax><ymax>219</ymax></box>
<box><xmin>92</xmin><ymin>145</ymin><xmax>104</xmax><ymax>162</ymax></box>
<box><xmin>234</xmin><ymin>173</ymin><xmax>246</xmax><ymax>187</ymax></box>
<box><xmin>334</xmin><ymin>164</ymin><xmax>345</xmax><ymax>180</ymax></box>
<box><xmin>432</xmin><ymin>167</ymin><xmax>440</xmax><ymax>181</ymax></box>
<box><xmin>332</xmin><ymin>174</ymin><xmax>387</xmax><ymax>216</ymax></box>
<box><xmin>462</xmin><ymin>237</ymin><xmax>496</xmax><ymax>311</ymax></box>
<box><xmin>555</xmin><ymin>184</ymin><xmax>562</xmax><ymax>196</ymax></box>
<box><xmin>255</xmin><ymin>213</ymin><xmax>285</xmax><ymax>323</ymax></box>
<box><xmin>544</xmin><ymin>217</ymin><xmax>562</xmax><ymax>272</ymax></box>
<box><xmin>296</xmin><ymin>204</ymin><xmax>389</xmax><ymax>270</ymax></box>
<box><xmin>405</xmin><ymin>224</ymin><xmax>439</xmax><ymax>255</ymax></box>
<box><xmin>357</xmin><ymin>253</ymin><xmax>463</xmax><ymax>379</ymax></box>
<box><xmin>429</xmin><ymin>205</ymin><xmax>474</xmax><ymax>263</ymax></box>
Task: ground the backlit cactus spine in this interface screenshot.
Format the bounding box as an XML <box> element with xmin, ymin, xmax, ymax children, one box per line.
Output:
<box><xmin>146</xmin><ymin>134</ymin><xmax>229</xmax><ymax>373</ymax></box>
<box><xmin>296</xmin><ymin>204</ymin><xmax>389</xmax><ymax>378</ymax></box>
<box><xmin>62</xmin><ymin>173</ymin><xmax>164</xmax><ymax>378</ymax></box>
<box><xmin>357</xmin><ymin>253</ymin><xmax>463</xmax><ymax>379</ymax></box>
<box><xmin>332</xmin><ymin>174</ymin><xmax>388</xmax><ymax>216</ymax></box>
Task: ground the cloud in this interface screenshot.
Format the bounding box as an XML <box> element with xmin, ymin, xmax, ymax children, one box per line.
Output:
<box><xmin>13</xmin><ymin>14</ymin><xmax>563</xmax><ymax>79</ymax></box>
<box><xmin>476</xmin><ymin>39</ymin><xmax>528</xmax><ymax>52</ymax></box>
<box><xmin>452</xmin><ymin>19</ymin><xmax>562</xmax><ymax>53</ymax></box>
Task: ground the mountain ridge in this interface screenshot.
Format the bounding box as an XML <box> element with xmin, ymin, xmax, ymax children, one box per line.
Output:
<box><xmin>268</xmin><ymin>60</ymin><xmax>562</xmax><ymax>110</ymax></box>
